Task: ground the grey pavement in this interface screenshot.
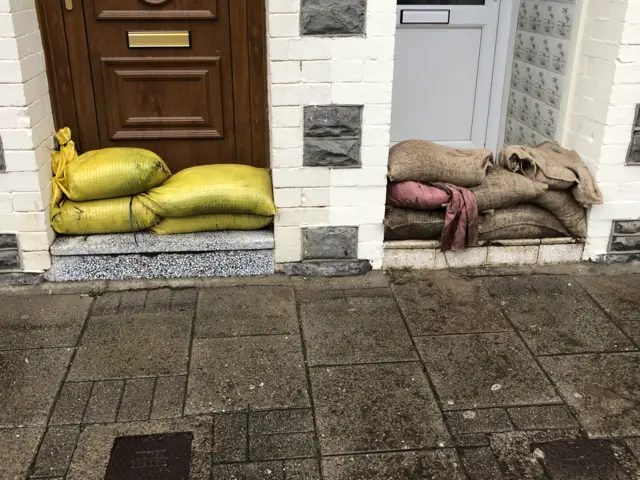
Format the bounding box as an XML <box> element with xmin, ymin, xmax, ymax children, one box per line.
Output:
<box><xmin>0</xmin><ymin>268</ymin><xmax>640</xmax><ymax>479</ymax></box>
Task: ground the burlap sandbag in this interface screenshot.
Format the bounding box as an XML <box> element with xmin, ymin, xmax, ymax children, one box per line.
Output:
<box><xmin>471</xmin><ymin>166</ymin><xmax>548</xmax><ymax>213</ymax></box>
<box><xmin>388</xmin><ymin>140</ymin><xmax>492</xmax><ymax>187</ymax></box>
<box><xmin>479</xmin><ymin>205</ymin><xmax>570</xmax><ymax>241</ymax></box>
<box><xmin>384</xmin><ymin>206</ymin><xmax>445</xmax><ymax>241</ymax></box>
<box><xmin>533</xmin><ymin>190</ymin><xmax>587</xmax><ymax>238</ymax></box>
<box><xmin>498</xmin><ymin>142</ymin><xmax>603</xmax><ymax>206</ymax></box>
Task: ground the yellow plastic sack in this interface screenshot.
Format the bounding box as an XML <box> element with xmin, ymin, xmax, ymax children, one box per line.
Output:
<box><xmin>151</xmin><ymin>214</ymin><xmax>273</xmax><ymax>235</ymax></box>
<box><xmin>52</xmin><ymin>128</ymin><xmax>171</xmax><ymax>202</ymax></box>
<box><xmin>139</xmin><ymin>164</ymin><xmax>276</xmax><ymax>218</ymax></box>
<box><xmin>51</xmin><ymin>197</ymin><xmax>159</xmax><ymax>235</ymax></box>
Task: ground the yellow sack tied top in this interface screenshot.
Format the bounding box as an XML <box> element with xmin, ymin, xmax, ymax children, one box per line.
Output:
<box><xmin>50</xmin><ymin>129</ymin><xmax>160</xmax><ymax>235</ymax></box>
<box><xmin>139</xmin><ymin>164</ymin><xmax>277</xmax><ymax>218</ymax></box>
<box><xmin>51</xmin><ymin>127</ymin><xmax>171</xmax><ymax>202</ymax></box>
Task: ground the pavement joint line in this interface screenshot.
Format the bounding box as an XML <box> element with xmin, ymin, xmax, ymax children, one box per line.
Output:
<box><xmin>293</xmin><ymin>288</ymin><xmax>325</xmax><ymax>478</ymax></box>
<box><xmin>182</xmin><ymin>289</ymin><xmax>199</xmax><ymax>418</ymax></box>
<box><xmin>535</xmin><ymin>348</ymin><xmax>640</xmax><ymax>357</ymax></box>
<box><xmin>307</xmin><ymin>359</ymin><xmax>421</xmax><ymax>369</ymax></box>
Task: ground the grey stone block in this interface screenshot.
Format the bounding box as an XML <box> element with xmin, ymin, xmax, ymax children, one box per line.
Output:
<box><xmin>611</xmin><ymin>235</ymin><xmax>640</xmax><ymax>252</ymax></box>
<box><xmin>303</xmin><ymin>226</ymin><xmax>358</xmax><ymax>259</ymax></box>
<box><xmin>614</xmin><ymin>220</ymin><xmax>640</xmax><ymax>235</ymax></box>
<box><xmin>0</xmin><ymin>249</ymin><xmax>20</xmax><ymax>270</ymax></box>
<box><xmin>301</xmin><ymin>0</ymin><xmax>366</xmax><ymax>36</ymax></box>
<box><xmin>283</xmin><ymin>260</ymin><xmax>372</xmax><ymax>277</ymax></box>
<box><xmin>304</xmin><ymin>106</ymin><xmax>362</xmax><ymax>138</ymax></box>
<box><xmin>0</xmin><ymin>234</ymin><xmax>17</xmax><ymax>249</ymax></box>
<box><xmin>304</xmin><ymin>138</ymin><xmax>361</xmax><ymax>167</ymax></box>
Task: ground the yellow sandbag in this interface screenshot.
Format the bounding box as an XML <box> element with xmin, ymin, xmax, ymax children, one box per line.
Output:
<box><xmin>151</xmin><ymin>214</ymin><xmax>273</xmax><ymax>235</ymax></box>
<box><xmin>51</xmin><ymin>197</ymin><xmax>159</xmax><ymax>235</ymax></box>
<box><xmin>139</xmin><ymin>164</ymin><xmax>277</xmax><ymax>218</ymax></box>
<box><xmin>52</xmin><ymin>128</ymin><xmax>171</xmax><ymax>202</ymax></box>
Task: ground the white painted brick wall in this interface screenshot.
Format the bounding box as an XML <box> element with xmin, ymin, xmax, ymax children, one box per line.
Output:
<box><xmin>561</xmin><ymin>0</ymin><xmax>640</xmax><ymax>259</ymax></box>
<box><xmin>268</xmin><ymin>0</ymin><xmax>396</xmax><ymax>268</ymax></box>
<box><xmin>0</xmin><ymin>0</ymin><xmax>54</xmax><ymax>272</ymax></box>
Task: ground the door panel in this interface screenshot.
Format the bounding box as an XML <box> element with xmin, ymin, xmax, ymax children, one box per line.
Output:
<box><xmin>82</xmin><ymin>0</ymin><xmax>236</xmax><ymax>171</ymax></box>
<box><xmin>391</xmin><ymin>1</ymin><xmax>500</xmax><ymax>149</ymax></box>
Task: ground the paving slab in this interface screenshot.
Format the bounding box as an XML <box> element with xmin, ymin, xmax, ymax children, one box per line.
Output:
<box><xmin>196</xmin><ymin>286</ymin><xmax>298</xmax><ymax>337</ymax></box>
<box><xmin>621</xmin><ymin>321</ymin><xmax>640</xmax><ymax>346</ymax></box>
<box><xmin>211</xmin><ymin>461</ymin><xmax>284</xmax><ymax>480</ymax></box>
<box><xmin>627</xmin><ymin>438</ymin><xmax>640</xmax><ymax>462</ymax></box>
<box><xmin>534</xmin><ymin>439</ymin><xmax>640</xmax><ymax>480</ymax></box>
<box><xmin>83</xmin><ymin>380</ymin><xmax>123</xmax><ymax>424</ymax></box>
<box><xmin>416</xmin><ymin>332</ymin><xmax>560</xmax><ymax>410</ymax></box>
<box><xmin>249</xmin><ymin>409</ymin><xmax>314</xmax><ymax>435</ymax></box>
<box><xmin>186</xmin><ymin>336</ymin><xmax>309</xmax><ymax>413</ymax></box>
<box><xmin>458</xmin><ymin>447</ymin><xmax>505</xmax><ymax>480</ymax></box>
<box><xmin>539</xmin><ymin>353</ymin><xmax>640</xmax><ymax>437</ymax></box>
<box><xmin>68</xmin><ymin>314</ymin><xmax>191</xmax><ymax>380</ymax></box>
<box><xmin>484</xmin><ymin>276</ymin><xmax>635</xmax><ymax>355</ymax></box>
<box><xmin>322</xmin><ymin>450</ymin><xmax>466</xmax><ymax>480</ymax></box>
<box><xmin>444</xmin><ymin>408</ymin><xmax>512</xmax><ymax>434</ymax></box>
<box><xmin>283</xmin><ymin>459</ymin><xmax>322</xmax><ymax>480</ymax></box>
<box><xmin>393</xmin><ymin>278</ymin><xmax>511</xmax><ymax>335</ymax></box>
<box><xmin>249</xmin><ymin>432</ymin><xmax>316</xmax><ymax>460</ymax></box>
<box><xmin>0</xmin><ymin>348</ymin><xmax>72</xmax><ymax>427</ymax></box>
<box><xmin>507</xmin><ymin>405</ymin><xmax>578</xmax><ymax>431</ymax></box>
<box><xmin>213</xmin><ymin>412</ymin><xmax>248</xmax><ymax>463</ymax></box>
<box><xmin>31</xmin><ymin>425</ymin><xmax>80</xmax><ymax>478</ymax></box>
<box><xmin>116</xmin><ymin>377</ymin><xmax>155</xmax><ymax>422</ymax></box>
<box><xmin>67</xmin><ymin>417</ymin><xmax>212</xmax><ymax>480</ymax></box>
<box><xmin>310</xmin><ymin>362</ymin><xmax>450</xmax><ymax>454</ymax></box>
<box><xmin>300</xmin><ymin>296</ymin><xmax>416</xmax><ymax>365</ymax></box>
<box><xmin>0</xmin><ymin>294</ymin><xmax>91</xmax><ymax>349</ymax></box>
<box><xmin>151</xmin><ymin>375</ymin><xmax>186</xmax><ymax>420</ymax></box>
<box><xmin>0</xmin><ymin>427</ymin><xmax>43</xmax><ymax>480</ymax></box>
<box><xmin>577</xmin><ymin>274</ymin><xmax>640</xmax><ymax>323</ymax></box>
<box><xmin>49</xmin><ymin>382</ymin><xmax>92</xmax><ymax>426</ymax></box>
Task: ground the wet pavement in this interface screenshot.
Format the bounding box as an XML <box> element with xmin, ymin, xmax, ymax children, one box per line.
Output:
<box><xmin>1</xmin><ymin>267</ymin><xmax>640</xmax><ymax>479</ymax></box>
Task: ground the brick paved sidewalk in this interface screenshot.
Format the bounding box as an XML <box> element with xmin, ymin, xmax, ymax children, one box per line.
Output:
<box><xmin>1</xmin><ymin>268</ymin><xmax>639</xmax><ymax>479</ymax></box>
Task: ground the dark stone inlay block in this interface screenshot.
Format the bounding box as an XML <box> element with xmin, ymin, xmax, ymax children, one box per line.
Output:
<box><xmin>393</xmin><ymin>278</ymin><xmax>511</xmax><ymax>335</ymax></box>
<box><xmin>533</xmin><ymin>439</ymin><xmax>640</xmax><ymax>480</ymax></box>
<box><xmin>322</xmin><ymin>450</ymin><xmax>466</xmax><ymax>480</ymax></box>
<box><xmin>458</xmin><ymin>447</ymin><xmax>504</xmax><ymax>480</ymax></box>
<box><xmin>213</xmin><ymin>412</ymin><xmax>248</xmax><ymax>464</ymax></box>
<box><xmin>284</xmin><ymin>260</ymin><xmax>372</xmax><ymax>277</ymax></box>
<box><xmin>117</xmin><ymin>378</ymin><xmax>155</xmax><ymax>422</ymax></box>
<box><xmin>0</xmin><ymin>294</ymin><xmax>91</xmax><ymax>349</ymax></box>
<box><xmin>507</xmin><ymin>405</ymin><xmax>578</xmax><ymax>431</ymax></box>
<box><xmin>539</xmin><ymin>352</ymin><xmax>640</xmax><ymax>437</ymax></box>
<box><xmin>303</xmin><ymin>226</ymin><xmax>358</xmax><ymax>260</ymax></box>
<box><xmin>186</xmin><ymin>336</ymin><xmax>309</xmax><ymax>413</ymax></box>
<box><xmin>304</xmin><ymin>138</ymin><xmax>361</xmax><ymax>167</ymax></box>
<box><xmin>485</xmin><ymin>276</ymin><xmax>634</xmax><ymax>355</ymax></box>
<box><xmin>0</xmin><ymin>233</ymin><xmax>17</xmax><ymax>248</ymax></box>
<box><xmin>301</xmin><ymin>296</ymin><xmax>416</xmax><ymax>365</ymax></box>
<box><xmin>50</xmin><ymin>382</ymin><xmax>92</xmax><ymax>425</ymax></box>
<box><xmin>577</xmin><ymin>274</ymin><xmax>640</xmax><ymax>323</ymax></box>
<box><xmin>31</xmin><ymin>425</ymin><xmax>80</xmax><ymax>478</ymax></box>
<box><xmin>196</xmin><ymin>286</ymin><xmax>297</xmax><ymax>337</ymax></box>
<box><xmin>105</xmin><ymin>433</ymin><xmax>193</xmax><ymax>480</ymax></box>
<box><xmin>310</xmin><ymin>362</ymin><xmax>450</xmax><ymax>454</ymax></box>
<box><xmin>250</xmin><ymin>409</ymin><xmax>314</xmax><ymax>435</ymax></box>
<box><xmin>416</xmin><ymin>332</ymin><xmax>560</xmax><ymax>410</ymax></box>
<box><xmin>615</xmin><ymin>220</ymin><xmax>640</xmax><ymax>234</ymax></box>
<box><xmin>611</xmin><ymin>235</ymin><xmax>640</xmax><ymax>252</ymax></box>
<box><xmin>0</xmin><ymin>249</ymin><xmax>20</xmax><ymax>269</ymax></box>
<box><xmin>250</xmin><ymin>432</ymin><xmax>316</xmax><ymax>460</ymax></box>
<box><xmin>304</xmin><ymin>105</ymin><xmax>362</xmax><ymax>137</ymax></box>
<box><xmin>69</xmin><ymin>314</ymin><xmax>191</xmax><ymax>380</ymax></box>
<box><xmin>301</xmin><ymin>0</ymin><xmax>367</xmax><ymax>36</ymax></box>
<box><xmin>151</xmin><ymin>376</ymin><xmax>186</xmax><ymax>420</ymax></box>
<box><xmin>0</xmin><ymin>348</ymin><xmax>72</xmax><ymax>427</ymax></box>
<box><xmin>445</xmin><ymin>408</ymin><xmax>512</xmax><ymax>434</ymax></box>
<box><xmin>83</xmin><ymin>380</ymin><xmax>124</xmax><ymax>424</ymax></box>
<box><xmin>212</xmin><ymin>462</ymin><xmax>284</xmax><ymax>480</ymax></box>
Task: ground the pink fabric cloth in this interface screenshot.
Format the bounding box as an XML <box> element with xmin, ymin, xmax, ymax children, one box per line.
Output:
<box><xmin>434</xmin><ymin>183</ymin><xmax>479</xmax><ymax>252</ymax></box>
<box><xmin>387</xmin><ymin>181</ymin><xmax>450</xmax><ymax>210</ymax></box>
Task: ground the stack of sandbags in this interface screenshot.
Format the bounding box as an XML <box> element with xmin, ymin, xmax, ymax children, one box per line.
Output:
<box><xmin>51</xmin><ymin>128</ymin><xmax>169</xmax><ymax>235</ymax></box>
<box><xmin>138</xmin><ymin>164</ymin><xmax>276</xmax><ymax>234</ymax></box>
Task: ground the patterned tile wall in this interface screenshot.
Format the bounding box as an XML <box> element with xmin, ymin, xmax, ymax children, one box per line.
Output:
<box><xmin>504</xmin><ymin>0</ymin><xmax>576</xmax><ymax>146</ymax></box>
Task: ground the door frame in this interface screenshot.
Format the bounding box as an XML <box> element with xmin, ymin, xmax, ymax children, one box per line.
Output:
<box><xmin>35</xmin><ymin>0</ymin><xmax>270</xmax><ymax>168</ymax></box>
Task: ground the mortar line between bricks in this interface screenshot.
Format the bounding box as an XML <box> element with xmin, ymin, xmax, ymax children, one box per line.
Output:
<box><xmin>26</xmin><ymin>294</ymin><xmax>98</xmax><ymax>478</ymax></box>
<box><xmin>573</xmin><ymin>275</ymin><xmax>640</xmax><ymax>350</ymax></box>
<box><xmin>388</xmin><ymin>285</ymin><xmax>457</xmax><ymax>443</ymax></box>
<box><xmin>182</xmin><ymin>289</ymin><xmax>199</xmax><ymax>417</ymax></box>
<box><xmin>293</xmin><ymin>288</ymin><xmax>325</xmax><ymax>480</ymax></box>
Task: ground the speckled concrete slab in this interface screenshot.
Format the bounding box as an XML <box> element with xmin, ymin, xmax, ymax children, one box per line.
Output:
<box><xmin>51</xmin><ymin>230</ymin><xmax>274</xmax><ymax>255</ymax></box>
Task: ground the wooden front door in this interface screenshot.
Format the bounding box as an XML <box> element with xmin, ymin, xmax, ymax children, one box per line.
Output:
<box><xmin>37</xmin><ymin>0</ymin><xmax>269</xmax><ymax>172</ymax></box>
